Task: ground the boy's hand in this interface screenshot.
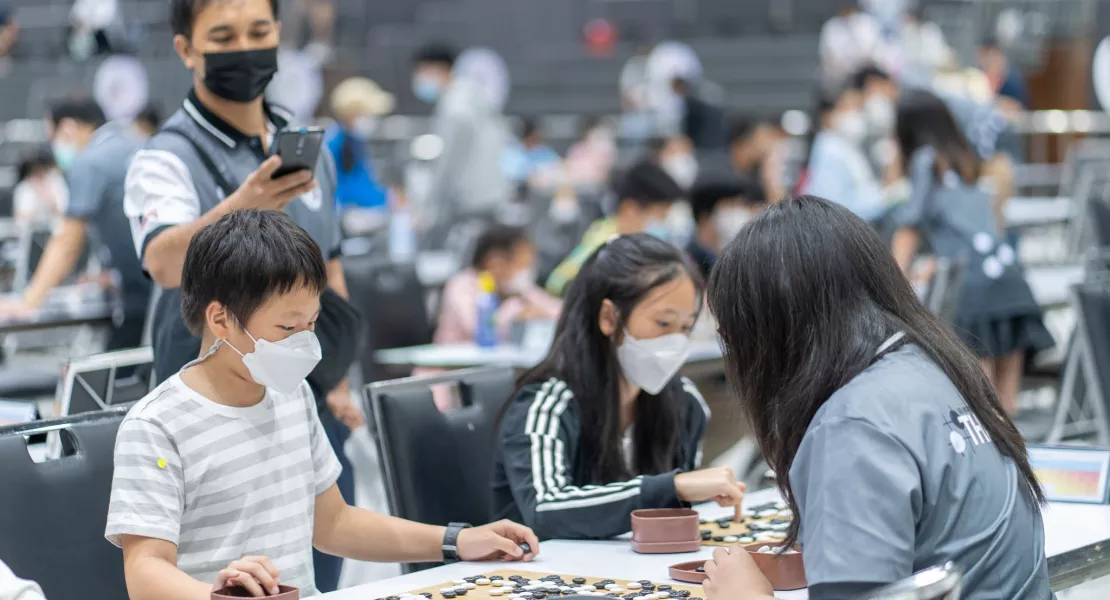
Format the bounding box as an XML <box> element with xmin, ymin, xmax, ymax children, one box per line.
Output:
<box><xmin>703</xmin><ymin>547</ymin><xmax>774</xmax><ymax>600</ymax></box>
<box><xmin>213</xmin><ymin>556</ymin><xmax>282</xmax><ymax>597</ymax></box>
<box><xmin>457</xmin><ymin>520</ymin><xmax>540</xmax><ymax>562</ymax></box>
<box><xmin>327</xmin><ymin>385</ymin><xmax>364</xmax><ymax>430</ymax></box>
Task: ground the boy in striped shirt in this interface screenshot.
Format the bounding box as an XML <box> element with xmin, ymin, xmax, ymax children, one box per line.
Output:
<box><xmin>106</xmin><ymin>210</ymin><xmax>538</xmax><ymax>599</ymax></box>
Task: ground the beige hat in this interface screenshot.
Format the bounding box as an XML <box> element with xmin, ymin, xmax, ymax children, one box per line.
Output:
<box><xmin>331</xmin><ymin>77</ymin><xmax>395</xmax><ymax>117</ymax></box>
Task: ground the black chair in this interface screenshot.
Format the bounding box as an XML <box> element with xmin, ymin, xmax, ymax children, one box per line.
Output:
<box><xmin>58</xmin><ymin>347</ymin><xmax>154</xmax><ymax>416</ymax></box>
<box><xmin>1049</xmin><ymin>281</ymin><xmax>1110</xmax><ymax>444</ymax></box>
<box><xmin>342</xmin><ymin>254</ymin><xmax>434</xmax><ymax>383</ymax></box>
<box><xmin>366</xmin><ymin>367</ymin><xmax>516</xmax><ymax>572</ymax></box>
<box><xmin>923</xmin><ymin>258</ymin><xmax>966</xmax><ymax>326</ymax></box>
<box><xmin>0</xmin><ymin>407</ymin><xmax>130</xmax><ymax>600</ymax></box>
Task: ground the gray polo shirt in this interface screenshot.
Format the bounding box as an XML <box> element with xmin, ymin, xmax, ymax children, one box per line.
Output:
<box><xmin>789</xmin><ymin>343</ymin><xmax>1053</xmax><ymax>600</ymax></box>
<box><xmin>123</xmin><ymin>89</ymin><xmax>341</xmax><ymax>383</ymax></box>
<box><xmin>66</xmin><ymin>122</ymin><xmax>151</xmax><ymax>317</ymax></box>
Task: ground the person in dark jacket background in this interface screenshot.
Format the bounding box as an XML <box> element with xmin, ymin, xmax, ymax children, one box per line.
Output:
<box><xmin>491</xmin><ymin>234</ymin><xmax>745</xmax><ymax>540</ymax></box>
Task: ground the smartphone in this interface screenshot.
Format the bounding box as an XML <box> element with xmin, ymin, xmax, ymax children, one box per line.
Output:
<box><xmin>271</xmin><ymin>127</ymin><xmax>325</xmax><ymax>179</ymax></box>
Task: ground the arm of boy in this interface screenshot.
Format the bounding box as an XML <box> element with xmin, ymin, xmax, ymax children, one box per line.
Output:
<box><xmin>311</xmin><ymin>485</ymin><xmax>540</xmax><ymax>563</ymax></box>
<box><xmin>120</xmin><ymin>536</ymin><xmax>282</xmax><ymax>599</ymax></box>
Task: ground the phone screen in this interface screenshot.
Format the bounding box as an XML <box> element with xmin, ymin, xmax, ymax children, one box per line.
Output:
<box><xmin>271</xmin><ymin>128</ymin><xmax>325</xmax><ymax>179</ymax></box>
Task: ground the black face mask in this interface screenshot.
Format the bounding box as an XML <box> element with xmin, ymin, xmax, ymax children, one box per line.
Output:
<box><xmin>201</xmin><ymin>47</ymin><xmax>278</xmax><ymax>103</ymax></box>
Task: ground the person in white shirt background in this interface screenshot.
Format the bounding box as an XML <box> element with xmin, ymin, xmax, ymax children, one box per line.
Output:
<box><xmin>819</xmin><ymin>3</ymin><xmax>883</xmax><ymax>82</ymax></box>
<box><xmin>12</xmin><ymin>148</ymin><xmax>67</xmax><ymax>228</ymax></box>
<box><xmin>0</xmin><ymin>560</ymin><xmax>45</xmax><ymax>600</ymax></box>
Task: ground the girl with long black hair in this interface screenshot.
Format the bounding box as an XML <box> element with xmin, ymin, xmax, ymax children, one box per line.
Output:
<box><xmin>891</xmin><ymin>89</ymin><xmax>1052</xmax><ymax>414</ymax></box>
<box><xmin>701</xmin><ymin>196</ymin><xmax>1051</xmax><ymax>600</ymax></box>
<box><xmin>491</xmin><ymin>234</ymin><xmax>746</xmax><ymax>540</ymax></box>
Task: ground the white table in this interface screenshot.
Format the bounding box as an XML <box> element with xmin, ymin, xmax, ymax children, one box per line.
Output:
<box><xmin>322</xmin><ymin>488</ymin><xmax>1110</xmax><ymax>599</ymax></box>
<box><xmin>1005</xmin><ymin>196</ymin><xmax>1074</xmax><ymax>229</ymax></box>
<box><xmin>376</xmin><ymin>340</ymin><xmax>723</xmax><ymax>371</ymax></box>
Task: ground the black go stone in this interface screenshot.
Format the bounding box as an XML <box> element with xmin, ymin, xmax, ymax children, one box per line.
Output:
<box><xmin>607</xmin><ymin>594</ymin><xmax>620</xmax><ymax>597</ymax></box>
<box><xmin>456</xmin><ymin>591</ymin><xmax>468</xmax><ymax>597</ymax></box>
<box><xmin>716</xmin><ymin>521</ymin><xmax>731</xmax><ymax>529</ymax></box>
<box><xmin>519</xmin><ymin>542</ymin><xmax>532</xmax><ymax>555</ymax></box>
<box><xmin>443</xmin><ymin>593</ymin><xmax>456</xmax><ymax>599</ymax></box>
<box><xmin>700</xmin><ymin>530</ymin><xmax>712</xmax><ymax>540</ymax></box>
<box><xmin>657</xmin><ymin>586</ymin><xmax>671</xmax><ymax>592</ymax></box>
<box><xmin>638</xmin><ymin>581</ymin><xmax>652</xmax><ymax>585</ymax></box>
<box><xmin>695</xmin><ymin>567</ymin><xmax>705</xmax><ymax>573</ymax></box>
<box><xmin>533</xmin><ymin>593</ymin><xmax>546</xmax><ymax>599</ymax></box>
<box><xmin>424</xmin><ymin>594</ymin><xmax>434</xmax><ymax>599</ymax></box>
<box><xmin>713</xmin><ymin>536</ymin><xmax>725</xmax><ymax>542</ymax></box>
<box><xmin>573</xmin><ymin>578</ymin><xmax>587</xmax><ymax>585</ymax></box>
<box><xmin>678</xmin><ymin>591</ymin><xmax>690</xmax><ymax>597</ymax></box>
<box><xmin>387</xmin><ymin>596</ymin><xmax>400</xmax><ymax>600</ymax></box>
<box><xmin>594</xmin><ymin>583</ymin><xmax>607</xmax><ymax>590</ymax></box>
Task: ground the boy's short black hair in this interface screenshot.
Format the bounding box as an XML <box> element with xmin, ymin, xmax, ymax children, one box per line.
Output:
<box><xmin>616</xmin><ymin>160</ymin><xmax>684</xmax><ymax>208</ymax></box>
<box><xmin>472</xmin><ymin>224</ymin><xmax>529</xmax><ymax>269</ymax></box>
<box><xmin>521</xmin><ymin>118</ymin><xmax>540</xmax><ymax>140</ymax></box>
<box><xmin>135</xmin><ymin>103</ymin><xmax>163</xmax><ymax>131</ymax></box>
<box><xmin>181</xmin><ymin>210</ymin><xmax>327</xmax><ymax>335</ymax></box>
<box><xmin>690</xmin><ymin>178</ymin><xmax>763</xmax><ymax>222</ymax></box>
<box><xmin>850</xmin><ymin>65</ymin><xmax>893</xmax><ymax>91</ymax></box>
<box><xmin>17</xmin><ymin>146</ymin><xmax>57</xmax><ymax>183</ymax></box>
<box><xmin>49</xmin><ymin>98</ymin><xmax>106</xmax><ymax>129</ymax></box>
<box><xmin>171</xmin><ymin>0</ymin><xmax>280</xmax><ymax>38</ymax></box>
<box><xmin>412</xmin><ymin>43</ymin><xmax>457</xmax><ymax>68</ymax></box>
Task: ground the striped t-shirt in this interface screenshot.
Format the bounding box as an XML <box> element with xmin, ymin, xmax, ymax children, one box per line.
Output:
<box><xmin>105</xmin><ymin>374</ymin><xmax>341</xmax><ymax>595</ymax></box>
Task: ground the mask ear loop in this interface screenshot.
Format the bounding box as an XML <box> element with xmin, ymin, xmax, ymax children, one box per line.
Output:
<box><xmin>220</xmin><ymin>313</ymin><xmax>258</xmax><ymax>357</ymax></box>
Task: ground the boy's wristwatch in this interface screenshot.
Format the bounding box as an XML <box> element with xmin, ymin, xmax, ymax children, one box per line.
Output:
<box><xmin>442</xmin><ymin>522</ymin><xmax>471</xmax><ymax>563</ymax></box>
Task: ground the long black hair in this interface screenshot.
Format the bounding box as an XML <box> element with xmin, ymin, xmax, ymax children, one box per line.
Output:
<box><xmin>707</xmin><ymin>196</ymin><xmax>1045</xmax><ymax>549</ymax></box>
<box><xmin>513</xmin><ymin>234</ymin><xmax>705</xmax><ymax>484</ymax></box>
<box><xmin>896</xmin><ymin>88</ymin><xmax>981</xmax><ymax>184</ymax></box>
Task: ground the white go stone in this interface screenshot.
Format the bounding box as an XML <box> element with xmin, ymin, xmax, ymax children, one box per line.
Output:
<box><xmin>769</xmin><ymin>532</ymin><xmax>787</xmax><ymax>540</ymax></box>
<box><xmin>739</xmin><ymin>536</ymin><xmax>755</xmax><ymax>544</ymax></box>
<box><xmin>464</xmin><ymin>584</ymin><xmax>477</xmax><ymax>590</ymax></box>
<box><xmin>656</xmin><ymin>592</ymin><xmax>670</xmax><ymax>599</ymax></box>
<box><xmin>627</xmin><ymin>583</ymin><xmax>642</xmax><ymax>590</ymax></box>
<box><xmin>777</xmin><ymin>509</ymin><xmax>792</xmax><ymax>518</ymax></box>
<box><xmin>605</xmin><ymin>585</ymin><xmax>620</xmax><ymax>591</ymax></box>
<box><xmin>560</xmin><ymin>587</ymin><xmax>573</xmax><ymax>593</ymax></box>
<box><xmin>454</xmin><ymin>581</ymin><xmax>468</xmax><ymax>586</ymax></box>
<box><xmin>758</xmin><ymin>546</ymin><xmax>774</xmax><ymax>554</ymax></box>
<box><xmin>723</xmin><ymin>535</ymin><xmax>739</xmax><ymax>543</ymax></box>
<box><xmin>477</xmin><ymin>579</ymin><xmax>491</xmax><ymax>586</ymax></box>
<box><xmin>758</xmin><ymin>509</ymin><xmax>778</xmax><ymax>518</ymax></box>
<box><xmin>529</xmin><ymin>581</ymin><xmax>544</xmax><ymax>587</ymax></box>
<box><xmin>490</xmin><ymin>590</ymin><xmax>504</xmax><ymax>597</ymax></box>
<box><xmin>502</xmin><ymin>587</ymin><xmax>516</xmax><ymax>593</ymax></box>
<box><xmin>441</xmin><ymin>589</ymin><xmax>456</xmax><ymax>594</ymax></box>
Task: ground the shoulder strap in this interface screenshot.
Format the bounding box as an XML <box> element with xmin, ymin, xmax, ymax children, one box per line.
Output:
<box><xmin>158</xmin><ymin>127</ymin><xmax>238</xmax><ymax>197</ymax></box>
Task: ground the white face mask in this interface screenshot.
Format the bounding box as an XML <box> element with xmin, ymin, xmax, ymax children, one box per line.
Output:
<box><xmin>504</xmin><ymin>268</ymin><xmax>536</xmax><ymax>295</ymax></box>
<box><xmin>662</xmin><ymin>154</ymin><xmax>698</xmax><ymax>190</ymax></box>
<box><xmin>617</xmin><ymin>332</ymin><xmax>691</xmax><ymax>395</ymax></box>
<box><xmin>714</xmin><ymin>206</ymin><xmax>752</xmax><ymax>244</ymax></box>
<box><xmin>226</xmin><ymin>329</ymin><xmax>323</xmax><ymax>395</ymax></box>
<box><xmin>351</xmin><ymin>115</ymin><xmax>378</xmax><ymax>138</ymax></box>
<box><xmin>863</xmin><ymin>96</ymin><xmax>896</xmax><ymax>133</ymax></box>
<box><xmin>833</xmin><ymin>110</ymin><xmax>868</xmax><ymax>145</ymax></box>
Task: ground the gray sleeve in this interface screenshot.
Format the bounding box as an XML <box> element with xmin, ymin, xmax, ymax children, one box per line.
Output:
<box><xmin>63</xmin><ymin>154</ymin><xmax>107</xmax><ymax>220</ymax></box>
<box><xmin>790</xmin><ymin>416</ymin><xmax>922</xmax><ymax>593</ymax></box>
<box><xmin>893</xmin><ymin>149</ymin><xmax>936</xmax><ymax>229</ymax></box>
<box><xmin>317</xmin><ymin>149</ymin><xmax>343</xmax><ymax>259</ymax></box>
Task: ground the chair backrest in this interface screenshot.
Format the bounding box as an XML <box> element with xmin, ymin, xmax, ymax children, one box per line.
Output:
<box><xmin>368</xmin><ymin>366</ymin><xmax>516</xmax><ymax>531</ymax></box>
<box><xmin>58</xmin><ymin>347</ymin><xmax>155</xmax><ymax>417</ymax></box>
<box><xmin>864</xmin><ymin>562</ymin><xmax>962</xmax><ymax>600</ymax></box>
<box><xmin>0</xmin><ymin>408</ymin><xmax>130</xmax><ymax>600</ymax></box>
<box><xmin>342</xmin><ymin>254</ymin><xmax>434</xmax><ymax>383</ymax></box>
<box><xmin>924</xmin><ymin>258</ymin><xmax>966</xmax><ymax>326</ymax></box>
<box><xmin>1074</xmin><ymin>282</ymin><xmax>1110</xmax><ymax>432</ymax></box>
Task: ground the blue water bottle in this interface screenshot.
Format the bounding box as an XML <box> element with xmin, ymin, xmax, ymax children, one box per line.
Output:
<box><xmin>475</xmin><ymin>272</ymin><xmax>499</xmax><ymax>348</ymax></box>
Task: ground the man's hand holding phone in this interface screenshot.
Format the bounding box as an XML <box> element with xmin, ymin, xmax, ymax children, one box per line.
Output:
<box><xmin>228</xmin><ymin>156</ymin><xmax>316</xmax><ymax>212</ymax></box>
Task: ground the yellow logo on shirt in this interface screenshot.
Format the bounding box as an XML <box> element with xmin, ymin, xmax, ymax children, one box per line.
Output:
<box><xmin>157</xmin><ymin>458</ymin><xmax>167</xmax><ymax>470</ymax></box>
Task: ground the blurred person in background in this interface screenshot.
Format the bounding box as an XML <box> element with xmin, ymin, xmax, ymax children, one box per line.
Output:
<box><xmin>0</xmin><ymin>559</ymin><xmax>45</xmax><ymax>600</ymax></box>
<box><xmin>686</xmin><ymin>177</ymin><xmax>764</xmax><ymax>279</ymax></box>
<box><xmin>819</xmin><ymin>3</ymin><xmax>882</xmax><ymax>82</ymax></box>
<box><xmin>652</xmin><ymin>135</ymin><xmax>698</xmax><ymax>192</ymax></box>
<box><xmin>68</xmin><ymin>0</ymin><xmax>121</xmax><ymax>59</ymax></box>
<box><xmin>802</xmin><ymin>82</ymin><xmax>887</xmax><ymax>224</ymax></box>
<box><xmin>546</xmin><ymin>160</ymin><xmax>683</xmax><ymax>296</ymax></box>
<box><xmin>46</xmin><ymin>97</ymin><xmax>104</xmax><ymax>172</ymax></box>
<box><xmin>898</xmin><ymin>7</ymin><xmax>953</xmax><ymax>81</ymax></box>
<box><xmin>411</xmin><ymin>43</ymin><xmax>511</xmax><ymax>230</ymax></box>
<box><xmin>619</xmin><ymin>43</ymin><xmax>655</xmax><ymax>141</ymax></box>
<box><xmin>726</xmin><ymin>117</ymin><xmax>786</xmax><ymax>203</ymax></box>
<box><xmin>13</xmin><ymin>148</ymin><xmax>67</xmax><ymax>227</ymax></box>
<box><xmin>435</xmin><ymin>224</ymin><xmax>561</xmax><ymax>347</ymax></box>
<box><xmin>0</xmin><ymin>99</ymin><xmax>156</xmax><ymax>357</ymax></box>
<box><xmin>979</xmin><ymin>40</ymin><xmax>1028</xmax><ymax>117</ymax></box>
<box><xmin>133</xmin><ymin>103</ymin><xmax>163</xmax><ymax>137</ymax></box>
<box><xmin>502</xmin><ymin>118</ymin><xmax>561</xmax><ymax>190</ymax></box>
<box><xmin>565</xmin><ymin>117</ymin><xmax>617</xmax><ymax>187</ymax></box>
<box><xmin>671</xmin><ymin>77</ymin><xmax>727</xmax><ymax>151</ymax></box>
<box><xmin>0</xmin><ymin>3</ymin><xmax>18</xmax><ymax>61</ymax></box>
<box><xmin>326</xmin><ymin>76</ymin><xmax>394</xmax><ymax>212</ymax></box>
<box><xmin>891</xmin><ymin>90</ymin><xmax>1051</xmax><ymax>415</ymax></box>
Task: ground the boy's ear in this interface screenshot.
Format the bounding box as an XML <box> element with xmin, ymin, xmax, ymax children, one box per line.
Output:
<box><xmin>206</xmin><ymin>302</ymin><xmax>232</xmax><ymax>340</ymax></box>
<box><xmin>598</xmin><ymin>299</ymin><xmax>617</xmax><ymax>337</ymax></box>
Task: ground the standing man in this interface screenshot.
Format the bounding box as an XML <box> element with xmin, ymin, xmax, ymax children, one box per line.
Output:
<box><xmin>0</xmin><ymin>98</ymin><xmax>156</xmax><ymax>354</ymax></box>
<box><xmin>410</xmin><ymin>43</ymin><xmax>510</xmax><ymax>233</ymax></box>
<box><xmin>122</xmin><ymin>0</ymin><xmax>358</xmax><ymax>592</ymax></box>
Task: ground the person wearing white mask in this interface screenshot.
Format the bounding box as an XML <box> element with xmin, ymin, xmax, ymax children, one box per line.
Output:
<box><xmin>801</xmin><ymin>82</ymin><xmax>887</xmax><ymax>223</ymax></box>
<box><xmin>686</xmin><ymin>178</ymin><xmax>764</xmax><ymax>279</ymax></box>
<box><xmin>325</xmin><ymin>76</ymin><xmax>394</xmax><ymax>213</ymax></box>
<box><xmin>493</xmin><ymin>233</ymin><xmax>745</xmax><ymax>540</ymax></box>
<box><xmin>107</xmin><ymin>210</ymin><xmax>543</xmax><ymax>600</ymax></box>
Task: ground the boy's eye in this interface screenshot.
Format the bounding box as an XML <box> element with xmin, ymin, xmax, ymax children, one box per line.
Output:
<box><xmin>656</xmin><ymin>321</ymin><xmax>673</xmax><ymax>329</ymax></box>
<box><xmin>278</xmin><ymin>325</ymin><xmax>295</xmax><ymax>332</ymax></box>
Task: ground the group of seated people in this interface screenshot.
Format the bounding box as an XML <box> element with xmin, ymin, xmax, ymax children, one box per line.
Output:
<box><xmin>88</xmin><ymin>189</ymin><xmax>1052</xmax><ymax>599</ymax></box>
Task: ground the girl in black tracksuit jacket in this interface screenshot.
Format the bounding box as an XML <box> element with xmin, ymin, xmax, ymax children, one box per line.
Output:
<box><xmin>490</xmin><ymin>233</ymin><xmax>746</xmax><ymax>540</ymax></box>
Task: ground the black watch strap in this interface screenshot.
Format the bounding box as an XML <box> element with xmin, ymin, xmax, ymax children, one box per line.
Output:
<box><xmin>442</xmin><ymin>522</ymin><xmax>471</xmax><ymax>563</ymax></box>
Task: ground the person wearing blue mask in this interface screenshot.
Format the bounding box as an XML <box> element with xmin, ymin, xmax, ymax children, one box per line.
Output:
<box><xmin>410</xmin><ymin>43</ymin><xmax>511</xmax><ymax>230</ymax></box>
<box><xmin>546</xmin><ymin>160</ymin><xmax>684</xmax><ymax>297</ymax></box>
<box><xmin>45</xmin><ymin>98</ymin><xmax>104</xmax><ymax>172</ymax></box>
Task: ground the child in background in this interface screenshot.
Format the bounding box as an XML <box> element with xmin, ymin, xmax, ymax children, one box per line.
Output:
<box><xmin>106</xmin><ymin>210</ymin><xmax>538</xmax><ymax>599</ymax></box>
<box><xmin>13</xmin><ymin>147</ymin><xmax>68</xmax><ymax>227</ymax></box>
<box><xmin>493</xmin><ymin>234</ymin><xmax>745</xmax><ymax>540</ymax></box>
<box><xmin>686</xmin><ymin>178</ymin><xmax>764</xmax><ymax>279</ymax></box>
<box><xmin>546</xmin><ymin>160</ymin><xmax>684</xmax><ymax>296</ymax></box>
<box><xmin>435</xmin><ymin>224</ymin><xmax>562</xmax><ymax>346</ymax></box>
